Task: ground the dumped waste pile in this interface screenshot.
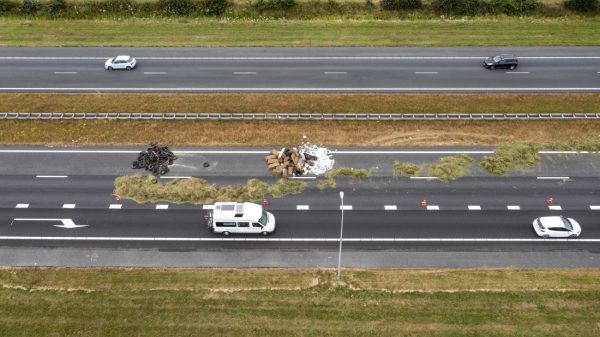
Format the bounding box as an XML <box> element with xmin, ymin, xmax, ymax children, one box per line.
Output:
<box><xmin>131</xmin><ymin>143</ymin><xmax>177</xmax><ymax>177</ymax></box>
<box><xmin>265</xmin><ymin>142</ymin><xmax>334</xmax><ymax>178</ymax></box>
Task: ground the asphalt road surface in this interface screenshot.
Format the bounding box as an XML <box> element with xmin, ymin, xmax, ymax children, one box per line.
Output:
<box><xmin>1</xmin><ymin>47</ymin><xmax>599</xmax><ymax>92</ymax></box>
<box><xmin>1</xmin><ymin>146</ymin><xmax>600</xmax><ymax>267</ymax></box>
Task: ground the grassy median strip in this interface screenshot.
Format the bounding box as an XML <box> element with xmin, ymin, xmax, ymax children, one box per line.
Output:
<box><xmin>2</xmin><ymin>93</ymin><xmax>600</xmax><ymax>114</ymax></box>
<box><xmin>5</xmin><ymin>119</ymin><xmax>600</xmax><ymax>146</ymax></box>
<box><xmin>0</xmin><ymin>268</ymin><xmax>599</xmax><ymax>336</ymax></box>
<box><xmin>1</xmin><ymin>17</ymin><xmax>600</xmax><ymax>46</ymax></box>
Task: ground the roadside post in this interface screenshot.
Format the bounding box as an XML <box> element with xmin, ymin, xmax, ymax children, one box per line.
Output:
<box><xmin>337</xmin><ymin>191</ymin><xmax>345</xmax><ymax>282</ymax></box>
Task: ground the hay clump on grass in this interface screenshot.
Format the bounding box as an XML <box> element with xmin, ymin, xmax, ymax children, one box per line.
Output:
<box><xmin>393</xmin><ymin>161</ymin><xmax>420</xmax><ymax>177</ymax></box>
<box><xmin>327</xmin><ymin>167</ymin><xmax>374</xmax><ymax>179</ymax></box>
<box><xmin>317</xmin><ymin>177</ymin><xmax>336</xmax><ymax>190</ymax></box>
<box><xmin>427</xmin><ymin>154</ymin><xmax>474</xmax><ymax>181</ymax></box>
<box><xmin>479</xmin><ymin>143</ymin><xmax>540</xmax><ymax>176</ymax></box>
<box><xmin>545</xmin><ymin>135</ymin><xmax>600</xmax><ymax>152</ymax></box>
<box><xmin>113</xmin><ymin>175</ymin><xmax>306</xmax><ymax>204</ymax></box>
<box><xmin>268</xmin><ymin>179</ymin><xmax>307</xmax><ymax>197</ymax></box>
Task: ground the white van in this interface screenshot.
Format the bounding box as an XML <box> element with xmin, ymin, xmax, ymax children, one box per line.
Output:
<box><xmin>210</xmin><ymin>202</ymin><xmax>276</xmax><ymax>236</ymax></box>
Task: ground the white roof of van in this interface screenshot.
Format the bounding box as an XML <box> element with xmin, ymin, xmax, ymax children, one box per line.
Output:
<box><xmin>213</xmin><ymin>202</ymin><xmax>263</xmax><ymax>221</ymax></box>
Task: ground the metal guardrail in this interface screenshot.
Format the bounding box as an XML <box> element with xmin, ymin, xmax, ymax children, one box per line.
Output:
<box><xmin>1</xmin><ymin>112</ymin><xmax>600</xmax><ymax>120</ymax></box>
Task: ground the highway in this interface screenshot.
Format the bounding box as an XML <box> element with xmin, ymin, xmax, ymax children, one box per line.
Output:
<box><xmin>0</xmin><ymin>47</ymin><xmax>599</xmax><ymax>92</ymax></box>
<box><xmin>1</xmin><ymin>146</ymin><xmax>600</xmax><ymax>267</ymax></box>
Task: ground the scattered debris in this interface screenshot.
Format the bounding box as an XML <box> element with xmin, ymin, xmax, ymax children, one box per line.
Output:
<box><xmin>131</xmin><ymin>143</ymin><xmax>177</xmax><ymax>177</ymax></box>
<box><xmin>265</xmin><ymin>142</ymin><xmax>334</xmax><ymax>178</ymax></box>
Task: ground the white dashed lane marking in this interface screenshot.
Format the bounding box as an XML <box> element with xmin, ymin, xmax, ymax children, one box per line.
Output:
<box><xmin>233</xmin><ymin>72</ymin><xmax>257</xmax><ymax>75</ymax></box>
<box><xmin>549</xmin><ymin>205</ymin><xmax>562</xmax><ymax>210</ymax></box>
<box><xmin>35</xmin><ymin>175</ymin><xmax>68</xmax><ymax>178</ymax></box>
<box><xmin>156</xmin><ymin>205</ymin><xmax>169</xmax><ymax>210</ymax></box>
<box><xmin>537</xmin><ymin>176</ymin><xmax>570</xmax><ymax>180</ymax></box>
<box><xmin>202</xmin><ymin>205</ymin><xmax>215</xmax><ymax>210</ymax></box>
<box><xmin>415</xmin><ymin>72</ymin><xmax>438</xmax><ymax>74</ymax></box>
<box><xmin>468</xmin><ymin>205</ymin><xmax>481</xmax><ymax>210</ymax></box>
<box><xmin>54</xmin><ymin>72</ymin><xmax>77</xmax><ymax>74</ymax></box>
<box><xmin>384</xmin><ymin>205</ymin><xmax>397</xmax><ymax>210</ymax></box>
<box><xmin>109</xmin><ymin>204</ymin><xmax>122</xmax><ymax>209</ymax></box>
<box><xmin>297</xmin><ymin>205</ymin><xmax>310</xmax><ymax>210</ymax></box>
<box><xmin>340</xmin><ymin>205</ymin><xmax>353</xmax><ymax>210</ymax></box>
<box><xmin>426</xmin><ymin>205</ymin><xmax>440</xmax><ymax>210</ymax></box>
<box><xmin>62</xmin><ymin>204</ymin><xmax>76</xmax><ymax>209</ymax></box>
<box><xmin>15</xmin><ymin>204</ymin><xmax>29</xmax><ymax>208</ymax></box>
<box><xmin>590</xmin><ymin>205</ymin><xmax>600</xmax><ymax>210</ymax></box>
<box><xmin>324</xmin><ymin>72</ymin><xmax>347</xmax><ymax>75</ymax></box>
<box><xmin>507</xmin><ymin>205</ymin><xmax>521</xmax><ymax>210</ymax></box>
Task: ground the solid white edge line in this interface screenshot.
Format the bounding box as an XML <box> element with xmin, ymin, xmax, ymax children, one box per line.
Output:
<box><xmin>160</xmin><ymin>176</ymin><xmax>192</xmax><ymax>179</ymax></box>
<box><xmin>590</xmin><ymin>205</ymin><xmax>600</xmax><ymax>210</ymax></box>
<box><xmin>3</xmin><ymin>87</ymin><xmax>600</xmax><ymax>91</ymax></box>
<box><xmin>324</xmin><ymin>72</ymin><xmax>347</xmax><ymax>74</ymax></box>
<box><xmin>0</xmin><ymin>236</ymin><xmax>598</xmax><ymax>242</ymax></box>
<box><xmin>384</xmin><ymin>205</ymin><xmax>397</xmax><ymax>210</ymax></box>
<box><xmin>53</xmin><ymin>72</ymin><xmax>77</xmax><ymax>74</ymax></box>
<box><xmin>548</xmin><ymin>205</ymin><xmax>562</xmax><ymax>210</ymax></box>
<box><xmin>410</xmin><ymin>176</ymin><xmax>440</xmax><ymax>180</ymax></box>
<box><xmin>507</xmin><ymin>205</ymin><xmax>521</xmax><ymax>210</ymax></box>
<box><xmin>426</xmin><ymin>205</ymin><xmax>440</xmax><ymax>210</ymax></box>
<box><xmin>233</xmin><ymin>72</ymin><xmax>257</xmax><ymax>74</ymax></box>
<box><xmin>35</xmin><ymin>175</ymin><xmax>68</xmax><ymax>178</ymax></box>
<box><xmin>108</xmin><ymin>204</ymin><xmax>122</xmax><ymax>209</ymax></box>
<box><xmin>340</xmin><ymin>205</ymin><xmax>353</xmax><ymax>210</ymax></box>
<box><xmin>144</xmin><ymin>72</ymin><xmax>167</xmax><ymax>74</ymax></box>
<box><xmin>468</xmin><ymin>205</ymin><xmax>481</xmax><ymax>210</ymax></box>
<box><xmin>15</xmin><ymin>204</ymin><xmax>29</xmax><ymax>208</ymax></box>
<box><xmin>290</xmin><ymin>176</ymin><xmax>317</xmax><ymax>180</ymax></box>
<box><xmin>415</xmin><ymin>72</ymin><xmax>438</xmax><ymax>74</ymax></box>
<box><xmin>296</xmin><ymin>205</ymin><xmax>310</xmax><ymax>210</ymax></box>
<box><xmin>156</xmin><ymin>205</ymin><xmax>169</xmax><ymax>209</ymax></box>
<box><xmin>62</xmin><ymin>204</ymin><xmax>76</xmax><ymax>209</ymax></box>
<box><xmin>0</xmin><ymin>150</ymin><xmax>593</xmax><ymax>155</ymax></box>
<box><xmin>537</xmin><ymin>176</ymin><xmax>570</xmax><ymax>180</ymax></box>
<box><xmin>4</xmin><ymin>56</ymin><xmax>600</xmax><ymax>60</ymax></box>
<box><xmin>506</xmin><ymin>72</ymin><xmax>530</xmax><ymax>74</ymax></box>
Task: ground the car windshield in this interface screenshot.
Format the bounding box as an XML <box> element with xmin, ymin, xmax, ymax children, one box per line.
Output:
<box><xmin>561</xmin><ymin>217</ymin><xmax>573</xmax><ymax>230</ymax></box>
<box><xmin>127</xmin><ymin>57</ymin><xmax>133</xmax><ymax>62</ymax></box>
<box><xmin>258</xmin><ymin>211</ymin><xmax>268</xmax><ymax>226</ymax></box>
<box><xmin>493</xmin><ymin>56</ymin><xmax>502</xmax><ymax>62</ymax></box>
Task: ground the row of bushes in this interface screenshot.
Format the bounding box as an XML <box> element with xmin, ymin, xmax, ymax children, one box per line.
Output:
<box><xmin>0</xmin><ymin>0</ymin><xmax>597</xmax><ymax>17</ymax></box>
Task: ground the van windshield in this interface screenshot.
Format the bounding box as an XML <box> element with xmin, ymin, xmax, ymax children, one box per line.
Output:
<box><xmin>259</xmin><ymin>211</ymin><xmax>268</xmax><ymax>226</ymax></box>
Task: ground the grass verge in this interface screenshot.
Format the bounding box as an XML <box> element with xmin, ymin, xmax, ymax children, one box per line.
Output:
<box><xmin>0</xmin><ymin>268</ymin><xmax>599</xmax><ymax>336</ymax></box>
<box><xmin>5</xmin><ymin>120</ymin><xmax>600</xmax><ymax>147</ymax></box>
<box><xmin>113</xmin><ymin>175</ymin><xmax>305</xmax><ymax>203</ymax></box>
<box><xmin>1</xmin><ymin>18</ymin><xmax>600</xmax><ymax>46</ymax></box>
<box><xmin>2</xmin><ymin>93</ymin><xmax>600</xmax><ymax>114</ymax></box>
<box><xmin>428</xmin><ymin>154</ymin><xmax>474</xmax><ymax>181</ymax></box>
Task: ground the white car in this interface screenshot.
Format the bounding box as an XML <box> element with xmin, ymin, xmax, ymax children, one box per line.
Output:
<box><xmin>533</xmin><ymin>216</ymin><xmax>581</xmax><ymax>238</ymax></box>
<box><xmin>105</xmin><ymin>55</ymin><xmax>136</xmax><ymax>70</ymax></box>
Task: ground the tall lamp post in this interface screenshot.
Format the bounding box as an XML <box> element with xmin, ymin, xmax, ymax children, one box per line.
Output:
<box><xmin>337</xmin><ymin>191</ymin><xmax>345</xmax><ymax>282</ymax></box>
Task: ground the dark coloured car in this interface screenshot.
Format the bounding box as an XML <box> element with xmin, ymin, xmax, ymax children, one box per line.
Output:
<box><xmin>483</xmin><ymin>54</ymin><xmax>518</xmax><ymax>70</ymax></box>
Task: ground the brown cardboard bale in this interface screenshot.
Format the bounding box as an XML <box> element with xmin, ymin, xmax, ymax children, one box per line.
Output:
<box><xmin>273</xmin><ymin>165</ymin><xmax>283</xmax><ymax>173</ymax></box>
<box><xmin>265</xmin><ymin>154</ymin><xmax>277</xmax><ymax>161</ymax></box>
<box><xmin>282</xmin><ymin>168</ymin><xmax>288</xmax><ymax>178</ymax></box>
<box><xmin>267</xmin><ymin>158</ymin><xmax>279</xmax><ymax>165</ymax></box>
<box><xmin>271</xmin><ymin>149</ymin><xmax>279</xmax><ymax>156</ymax></box>
<box><xmin>287</xmin><ymin>167</ymin><xmax>294</xmax><ymax>176</ymax></box>
<box><xmin>268</xmin><ymin>162</ymin><xmax>279</xmax><ymax>169</ymax></box>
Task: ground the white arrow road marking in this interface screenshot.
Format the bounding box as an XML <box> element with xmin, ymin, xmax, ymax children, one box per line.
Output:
<box><xmin>12</xmin><ymin>218</ymin><xmax>87</xmax><ymax>229</ymax></box>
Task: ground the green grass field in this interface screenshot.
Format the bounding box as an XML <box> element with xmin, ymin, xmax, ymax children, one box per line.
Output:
<box><xmin>0</xmin><ymin>268</ymin><xmax>599</xmax><ymax>336</ymax></box>
<box><xmin>1</xmin><ymin>17</ymin><xmax>599</xmax><ymax>46</ymax></box>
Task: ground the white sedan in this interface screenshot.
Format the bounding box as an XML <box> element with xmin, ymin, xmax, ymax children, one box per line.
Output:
<box><xmin>532</xmin><ymin>216</ymin><xmax>581</xmax><ymax>238</ymax></box>
<box><xmin>105</xmin><ymin>55</ymin><xmax>137</xmax><ymax>70</ymax></box>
